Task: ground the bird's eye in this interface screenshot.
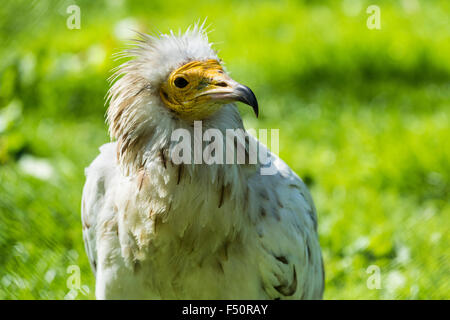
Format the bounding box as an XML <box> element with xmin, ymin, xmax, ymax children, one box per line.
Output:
<box><xmin>174</xmin><ymin>77</ymin><xmax>189</xmax><ymax>88</ymax></box>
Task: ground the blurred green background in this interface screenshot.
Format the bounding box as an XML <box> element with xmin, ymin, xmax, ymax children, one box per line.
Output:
<box><xmin>0</xmin><ymin>0</ymin><xmax>449</xmax><ymax>299</ymax></box>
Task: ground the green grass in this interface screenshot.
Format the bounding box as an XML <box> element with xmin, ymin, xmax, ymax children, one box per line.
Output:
<box><xmin>0</xmin><ymin>0</ymin><xmax>449</xmax><ymax>299</ymax></box>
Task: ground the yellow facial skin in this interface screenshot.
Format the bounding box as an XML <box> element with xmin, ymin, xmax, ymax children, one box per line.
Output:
<box><xmin>159</xmin><ymin>59</ymin><xmax>258</xmax><ymax>120</ymax></box>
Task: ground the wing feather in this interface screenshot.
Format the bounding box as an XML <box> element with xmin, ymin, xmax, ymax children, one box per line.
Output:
<box><xmin>251</xmin><ymin>148</ymin><xmax>324</xmax><ymax>299</ymax></box>
<box><xmin>81</xmin><ymin>143</ymin><xmax>118</xmax><ymax>276</ymax></box>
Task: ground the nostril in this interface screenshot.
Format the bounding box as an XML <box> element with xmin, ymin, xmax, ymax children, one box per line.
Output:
<box><xmin>216</xmin><ymin>82</ymin><xmax>228</xmax><ymax>87</ymax></box>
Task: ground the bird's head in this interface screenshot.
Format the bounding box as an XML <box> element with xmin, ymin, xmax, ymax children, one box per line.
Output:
<box><xmin>108</xmin><ymin>23</ymin><xmax>257</xmax><ymax>128</ymax></box>
<box><xmin>106</xmin><ymin>23</ymin><xmax>258</xmax><ymax>172</ymax></box>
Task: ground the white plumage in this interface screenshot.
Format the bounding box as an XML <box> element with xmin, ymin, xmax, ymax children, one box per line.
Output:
<box><xmin>81</xmin><ymin>24</ymin><xmax>324</xmax><ymax>299</ymax></box>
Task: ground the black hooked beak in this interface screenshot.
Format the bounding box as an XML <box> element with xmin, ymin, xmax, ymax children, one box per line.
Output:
<box><xmin>233</xmin><ymin>84</ymin><xmax>259</xmax><ymax>118</ymax></box>
<box><xmin>200</xmin><ymin>78</ymin><xmax>259</xmax><ymax>118</ymax></box>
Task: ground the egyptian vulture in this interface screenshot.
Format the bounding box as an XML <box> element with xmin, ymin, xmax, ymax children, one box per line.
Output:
<box><xmin>81</xmin><ymin>24</ymin><xmax>324</xmax><ymax>299</ymax></box>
